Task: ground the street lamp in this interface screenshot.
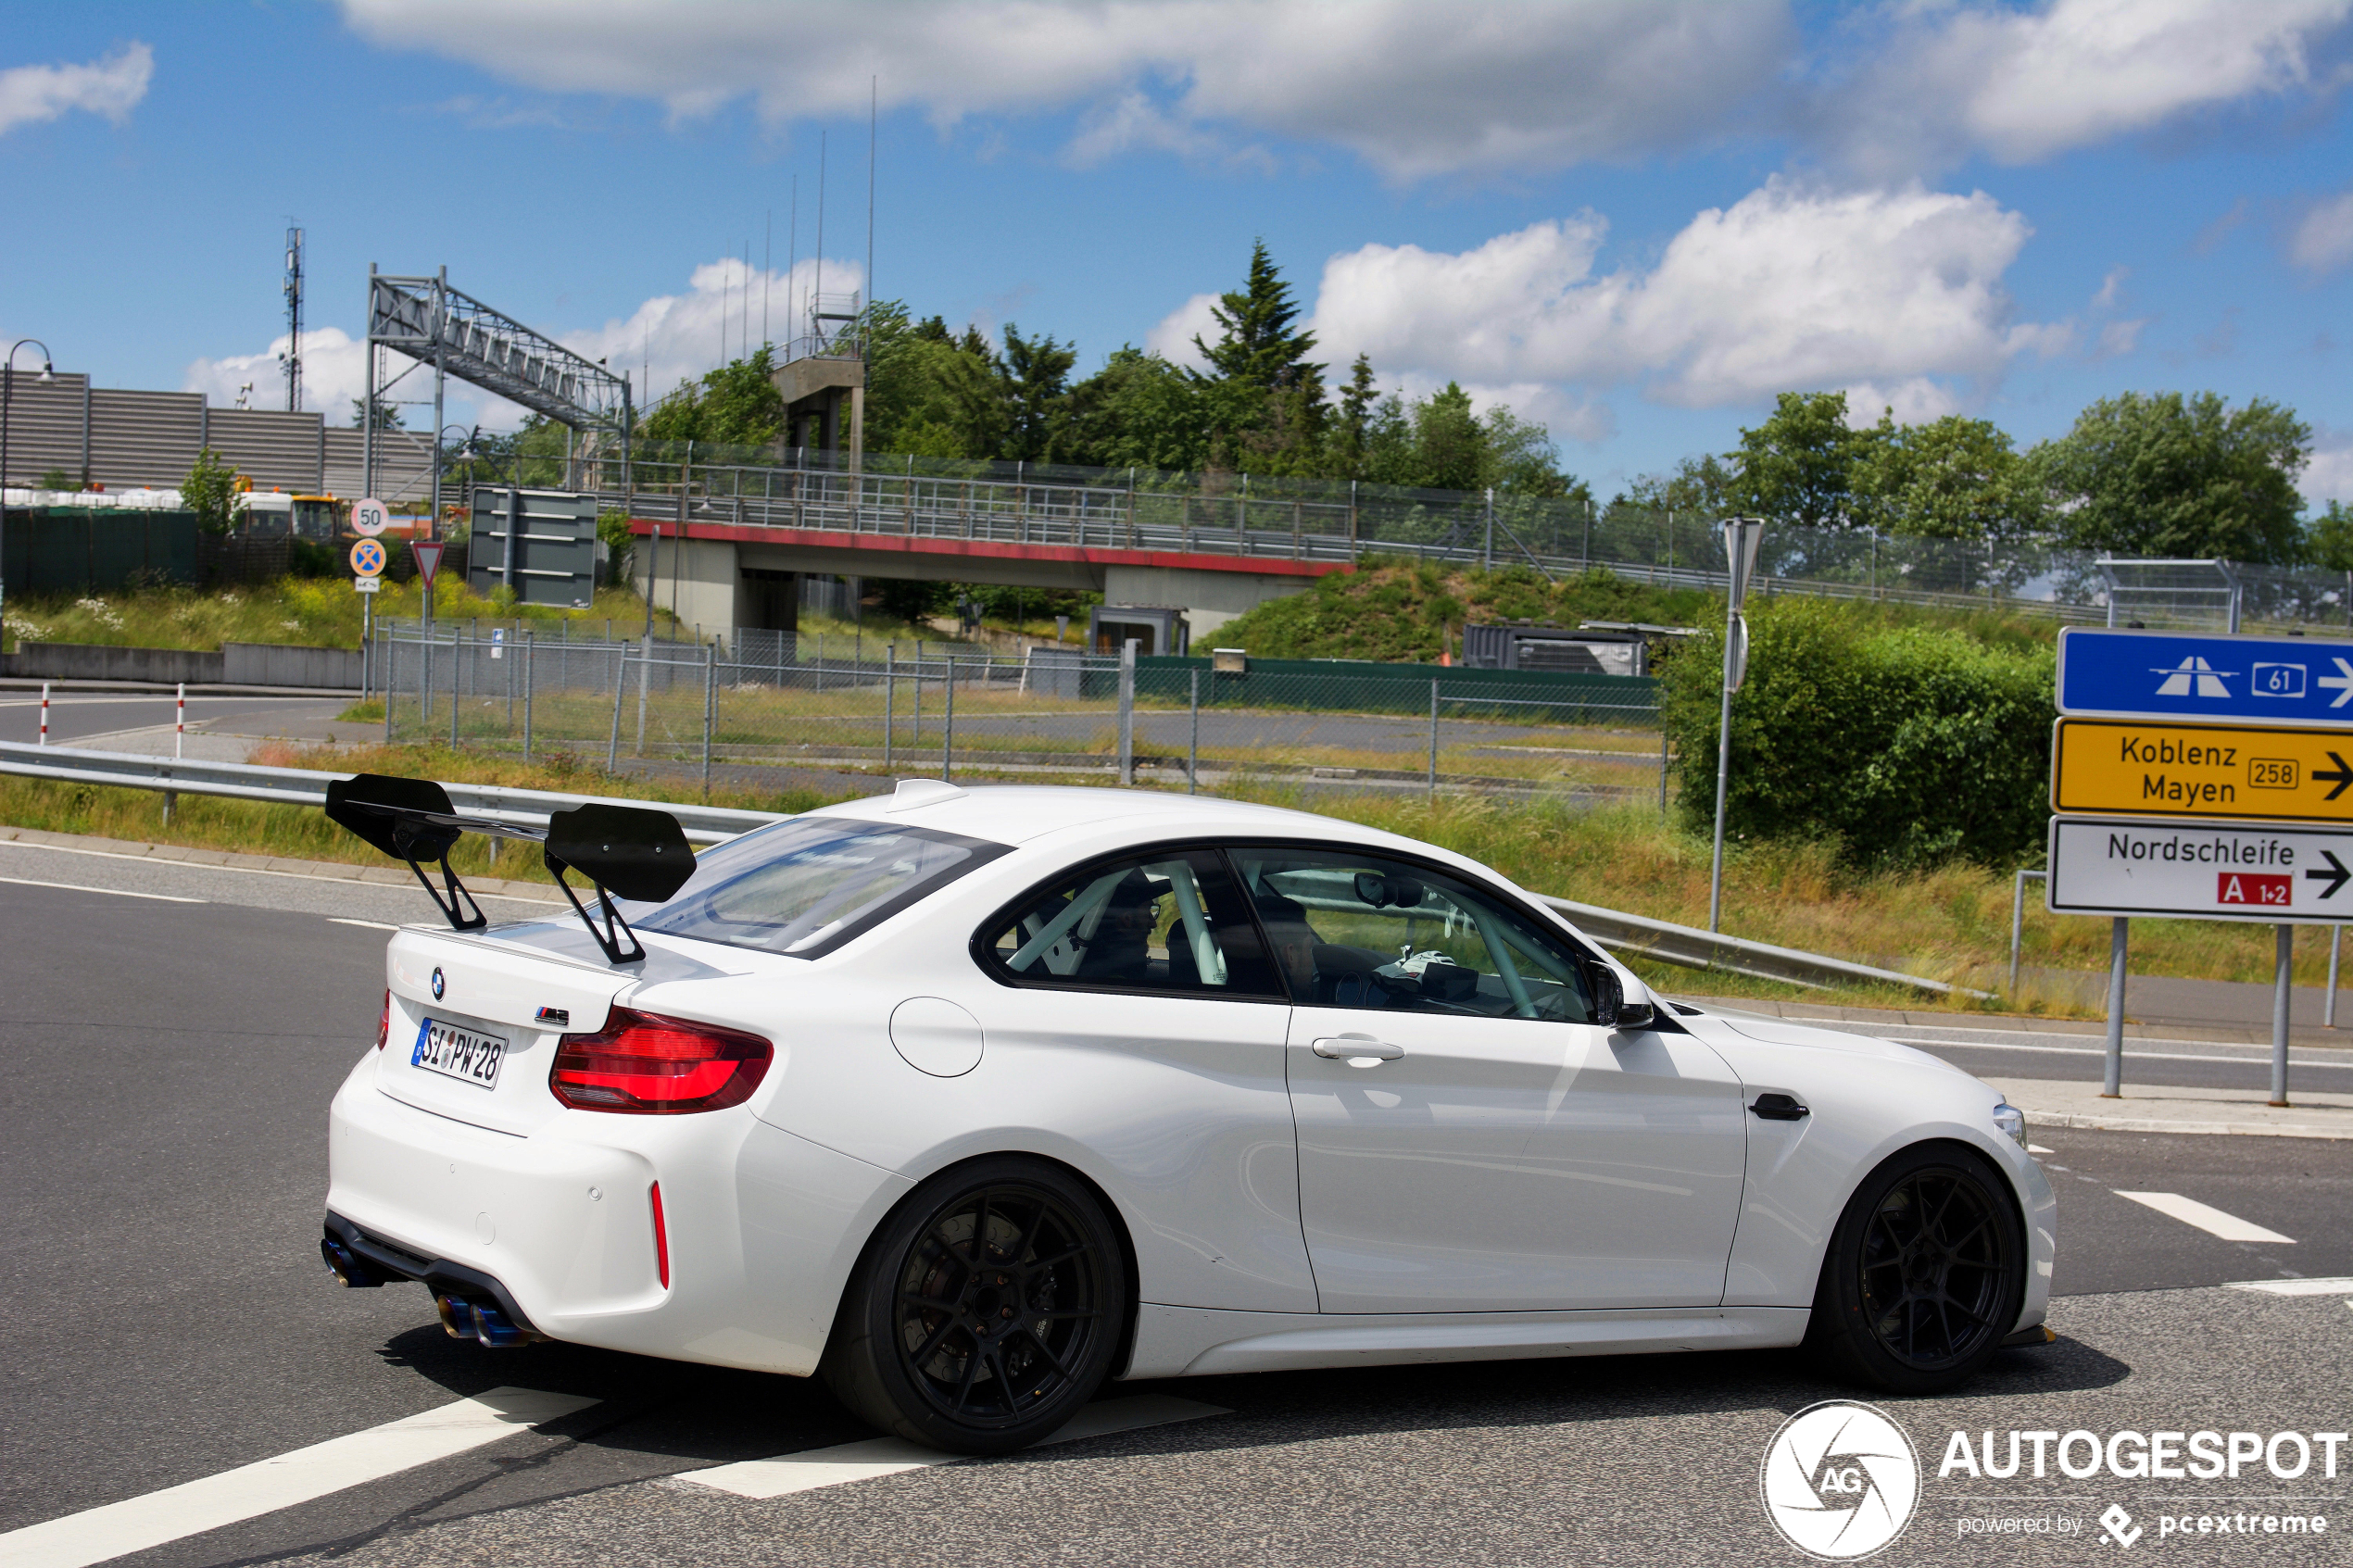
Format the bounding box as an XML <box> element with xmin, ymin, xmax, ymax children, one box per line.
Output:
<box><xmin>1</xmin><ymin>338</ymin><xmax>57</xmax><ymax>649</ymax></box>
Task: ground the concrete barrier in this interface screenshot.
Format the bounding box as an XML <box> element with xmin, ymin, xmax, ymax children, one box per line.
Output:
<box><xmin>1</xmin><ymin>640</ymin><xmax>363</xmax><ymax>689</ymax></box>
<box><xmin>1</xmin><ymin>643</ymin><xmax>224</xmax><ymax>684</ymax></box>
<box><xmin>221</xmin><ymin>642</ymin><xmax>364</xmax><ymax>689</ymax></box>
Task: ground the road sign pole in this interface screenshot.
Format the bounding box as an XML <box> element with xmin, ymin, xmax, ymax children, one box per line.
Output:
<box><xmin>2103</xmin><ymin>917</ymin><xmax>2128</xmax><ymax>1098</ymax></box>
<box><xmin>2271</xmin><ymin>923</ymin><xmax>2294</xmax><ymax>1107</ymax></box>
<box><xmin>2329</xmin><ymin>924</ymin><xmax>2342</xmax><ymax>1029</ymax></box>
<box><xmin>1708</xmin><ymin>518</ymin><xmax>1764</xmax><ymax>935</ymax></box>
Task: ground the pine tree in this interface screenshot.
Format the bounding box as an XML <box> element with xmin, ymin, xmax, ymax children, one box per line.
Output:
<box><xmin>1193</xmin><ymin>239</ymin><xmax>1321</xmax><ymax>392</ymax></box>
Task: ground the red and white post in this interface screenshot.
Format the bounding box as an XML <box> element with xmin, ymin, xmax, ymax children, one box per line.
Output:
<box><xmin>38</xmin><ymin>682</ymin><xmax>49</xmax><ymax>746</ymax></box>
<box><xmin>175</xmin><ymin>683</ymin><xmax>185</xmax><ymax>759</ymax></box>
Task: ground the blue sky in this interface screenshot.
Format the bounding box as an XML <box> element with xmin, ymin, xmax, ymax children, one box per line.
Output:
<box><xmin>4</xmin><ymin>0</ymin><xmax>2350</xmax><ymax>504</ymax></box>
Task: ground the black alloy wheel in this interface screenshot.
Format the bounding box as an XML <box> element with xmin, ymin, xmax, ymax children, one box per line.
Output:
<box><xmin>1807</xmin><ymin>1143</ymin><xmax>2027</xmax><ymax>1396</ymax></box>
<box><xmin>824</xmin><ymin>1157</ymin><xmax>1127</xmax><ymax>1453</ymax></box>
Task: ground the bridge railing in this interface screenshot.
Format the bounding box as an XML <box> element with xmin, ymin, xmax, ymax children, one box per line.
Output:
<box><xmin>539</xmin><ymin>446</ymin><xmax>2353</xmax><ymax>632</ymax></box>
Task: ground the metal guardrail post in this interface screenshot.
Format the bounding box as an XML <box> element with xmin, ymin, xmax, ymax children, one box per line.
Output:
<box><xmin>1116</xmin><ymin>640</ymin><xmax>1136</xmax><ymax>786</ymax></box>
<box><xmin>941</xmin><ymin>659</ymin><xmax>954</xmax><ymax>784</ymax></box>
<box><xmin>884</xmin><ymin>645</ymin><xmax>896</xmax><ymax>771</ymax></box>
<box><xmin>384</xmin><ymin>637</ymin><xmax>396</xmax><ymax>745</ymax></box>
<box><xmin>608</xmin><ymin>641</ymin><xmax>626</xmax><ymax>771</ymax></box>
<box><xmin>702</xmin><ymin>642</ymin><xmax>715</xmax><ymax>798</ymax></box>
<box><xmin>522</xmin><ymin>629</ymin><xmax>534</xmax><ymax>762</ymax></box>
<box><xmin>1428</xmin><ymin>678</ymin><xmax>1439</xmax><ymax>799</ymax></box>
<box><xmin>635</xmin><ymin>633</ymin><xmax>650</xmax><ymax>756</ymax></box>
<box><xmin>1189</xmin><ymin>667</ymin><xmax>1199</xmax><ymax>796</ymax></box>
<box><xmin>1658</xmin><ymin>725</ymin><xmax>1668</xmax><ymax>817</ymax></box>
<box><xmin>449</xmin><ymin>625</ymin><xmax>461</xmax><ymax>749</ymax></box>
<box><xmin>2007</xmin><ymin>869</ymin><xmax>2047</xmax><ymax>991</ymax></box>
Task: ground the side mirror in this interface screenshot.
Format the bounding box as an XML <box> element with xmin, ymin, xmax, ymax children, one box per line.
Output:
<box><xmin>1589</xmin><ymin>960</ymin><xmax>1655</xmax><ymax>1030</ymax></box>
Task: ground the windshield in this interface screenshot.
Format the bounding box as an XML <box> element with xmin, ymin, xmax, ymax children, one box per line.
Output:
<box><xmin>632</xmin><ymin>816</ymin><xmax>1008</xmax><ymax>959</ymax></box>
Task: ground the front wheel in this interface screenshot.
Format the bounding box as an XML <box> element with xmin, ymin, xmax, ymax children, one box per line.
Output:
<box><xmin>823</xmin><ymin>1158</ymin><xmax>1128</xmax><ymax>1454</ymax></box>
<box><xmin>1807</xmin><ymin>1143</ymin><xmax>2027</xmax><ymax>1396</ymax></box>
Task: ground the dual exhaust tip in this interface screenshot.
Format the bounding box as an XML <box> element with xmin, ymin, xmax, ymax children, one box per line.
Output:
<box><xmin>320</xmin><ymin>1235</ymin><xmax>538</xmax><ymax>1348</ymax></box>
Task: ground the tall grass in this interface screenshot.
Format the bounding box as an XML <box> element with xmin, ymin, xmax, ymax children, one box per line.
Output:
<box><xmin>2</xmin><ymin>580</ymin><xmax>668</xmax><ymax>654</ymax></box>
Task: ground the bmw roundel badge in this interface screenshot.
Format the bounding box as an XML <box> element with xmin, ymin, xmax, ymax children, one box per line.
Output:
<box><xmin>431</xmin><ymin>967</ymin><xmax>446</xmax><ymax>1000</ymax></box>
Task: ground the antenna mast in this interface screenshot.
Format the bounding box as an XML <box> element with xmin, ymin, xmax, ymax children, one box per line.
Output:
<box><xmin>283</xmin><ymin>224</ymin><xmax>304</xmax><ymax>412</ymax></box>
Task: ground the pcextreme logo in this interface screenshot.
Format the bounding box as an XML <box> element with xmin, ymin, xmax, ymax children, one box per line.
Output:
<box><xmin>1759</xmin><ymin>1400</ymin><xmax>1921</xmax><ymax>1561</ymax></box>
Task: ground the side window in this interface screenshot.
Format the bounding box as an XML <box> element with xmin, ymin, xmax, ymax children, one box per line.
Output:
<box><xmin>980</xmin><ymin>849</ymin><xmax>1284</xmax><ymax>998</ymax></box>
<box><xmin>1229</xmin><ymin>847</ymin><xmax>1598</xmax><ymax>1022</ymax></box>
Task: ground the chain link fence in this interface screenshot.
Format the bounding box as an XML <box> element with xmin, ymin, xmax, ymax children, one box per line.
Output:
<box><xmin>374</xmin><ymin>625</ymin><xmax>1667</xmax><ymax>805</ymax></box>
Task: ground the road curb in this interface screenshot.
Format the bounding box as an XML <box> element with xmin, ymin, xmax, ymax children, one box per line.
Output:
<box><xmin>2012</xmin><ymin>1107</ymin><xmax>2353</xmax><ymax>1140</ymax></box>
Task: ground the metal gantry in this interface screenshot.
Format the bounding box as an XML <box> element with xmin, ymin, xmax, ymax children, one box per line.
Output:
<box><xmin>362</xmin><ymin>268</ymin><xmax>633</xmax><ymax>518</ymax></box>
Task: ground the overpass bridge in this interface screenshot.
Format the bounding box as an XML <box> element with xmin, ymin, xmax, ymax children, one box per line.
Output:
<box><xmin>596</xmin><ymin>460</ymin><xmax>1449</xmax><ymax>646</ymax></box>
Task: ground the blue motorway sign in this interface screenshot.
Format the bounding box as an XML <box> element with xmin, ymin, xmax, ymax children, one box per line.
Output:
<box><xmin>2057</xmin><ymin>627</ymin><xmax>2353</xmax><ymax>727</ymax></box>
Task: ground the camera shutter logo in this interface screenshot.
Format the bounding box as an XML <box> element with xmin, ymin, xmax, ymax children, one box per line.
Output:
<box><xmin>1759</xmin><ymin>1400</ymin><xmax>1919</xmax><ymax>1560</ymax></box>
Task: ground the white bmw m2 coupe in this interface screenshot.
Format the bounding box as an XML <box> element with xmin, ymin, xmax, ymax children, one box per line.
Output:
<box><xmin>318</xmin><ymin>778</ymin><xmax>2055</xmax><ymax>1453</ymax></box>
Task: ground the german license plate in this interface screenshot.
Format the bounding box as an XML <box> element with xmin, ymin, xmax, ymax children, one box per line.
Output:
<box><xmin>412</xmin><ymin>1018</ymin><xmax>508</xmax><ymax>1089</ymax></box>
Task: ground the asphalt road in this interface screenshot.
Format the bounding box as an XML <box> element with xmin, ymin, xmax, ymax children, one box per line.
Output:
<box><xmin>5</xmin><ymin>859</ymin><xmax>2350</xmax><ymax>1567</ymax></box>
<box><xmin>0</xmin><ymin>691</ymin><xmax>350</xmax><ymax>748</ymax></box>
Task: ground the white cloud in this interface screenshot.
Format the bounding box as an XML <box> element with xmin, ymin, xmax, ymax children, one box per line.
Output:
<box><xmin>184</xmin><ymin>328</ymin><xmax>371</xmax><ymax>420</ymax></box>
<box><xmin>2092</xmin><ymin>266</ymin><xmax>2129</xmax><ymax>309</ymax></box>
<box><xmin>560</xmin><ymin>255</ymin><xmax>863</xmax><ymax>408</ymax></box>
<box><xmin>2095</xmin><ymin>317</ymin><xmax>2150</xmax><ymax>358</ymax></box>
<box><xmin>338</xmin><ymin>0</ymin><xmax>1790</xmax><ymax>179</ymax></box>
<box><xmin>1301</xmin><ymin>180</ymin><xmax>2057</xmax><ymax>413</ymax></box>
<box><xmin>182</xmin><ymin>255</ymin><xmax>864</xmax><ymax>432</ymax></box>
<box><xmin>2290</xmin><ymin>190</ymin><xmax>2353</xmax><ymax>275</ymax></box>
<box><xmin>0</xmin><ymin>42</ymin><xmax>153</xmax><ymax>135</ymax></box>
<box><xmin>1841</xmin><ymin>381</ymin><xmax>1966</xmax><ymax>428</ymax></box>
<box><xmin>2309</xmin><ymin>433</ymin><xmax>2353</xmax><ymax>506</ymax></box>
<box><xmin>1143</xmin><ymin>291</ymin><xmax>1221</xmax><ymax>371</ymax></box>
<box><xmin>1823</xmin><ymin>0</ymin><xmax>2353</xmax><ymax>178</ymax></box>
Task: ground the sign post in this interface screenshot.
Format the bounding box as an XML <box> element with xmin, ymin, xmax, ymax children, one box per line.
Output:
<box><xmin>2050</xmin><ymin>624</ymin><xmax>2353</xmax><ymax>1106</ymax></box>
<box><xmin>349</xmin><ymin>538</ymin><xmax>386</xmax><ymax>651</ymax></box>
<box><xmin>1708</xmin><ymin>518</ymin><xmax>1765</xmax><ymax>934</ymax></box>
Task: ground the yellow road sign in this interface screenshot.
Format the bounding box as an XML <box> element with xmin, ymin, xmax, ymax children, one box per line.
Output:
<box><xmin>2052</xmin><ymin>717</ymin><xmax>2353</xmax><ymax>824</ymax></box>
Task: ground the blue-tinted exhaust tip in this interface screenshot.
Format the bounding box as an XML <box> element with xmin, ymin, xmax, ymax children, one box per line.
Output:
<box><xmin>321</xmin><ymin>1236</ymin><xmax>384</xmax><ymax>1288</ymax></box>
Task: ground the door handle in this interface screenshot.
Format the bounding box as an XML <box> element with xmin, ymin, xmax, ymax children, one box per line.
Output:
<box><xmin>1313</xmin><ymin>1036</ymin><xmax>1404</xmax><ymax>1062</ymax></box>
<box><xmin>1750</xmin><ymin>1093</ymin><xmax>1809</xmax><ymax>1121</ymax></box>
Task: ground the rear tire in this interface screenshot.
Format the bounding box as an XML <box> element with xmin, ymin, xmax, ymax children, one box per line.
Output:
<box><xmin>1806</xmin><ymin>1143</ymin><xmax>2026</xmax><ymax>1396</ymax></box>
<box><xmin>823</xmin><ymin>1157</ymin><xmax>1127</xmax><ymax>1454</ymax></box>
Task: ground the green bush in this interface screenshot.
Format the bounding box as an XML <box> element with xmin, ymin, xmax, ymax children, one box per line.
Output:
<box><xmin>1662</xmin><ymin>597</ymin><xmax>2054</xmax><ymax>867</ymax></box>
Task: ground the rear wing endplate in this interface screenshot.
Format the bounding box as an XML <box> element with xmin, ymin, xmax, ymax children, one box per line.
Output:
<box><xmin>323</xmin><ymin>773</ymin><xmax>695</xmax><ymax>963</ymax></box>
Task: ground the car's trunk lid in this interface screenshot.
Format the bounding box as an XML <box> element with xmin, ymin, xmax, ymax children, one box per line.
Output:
<box><xmin>378</xmin><ymin>920</ymin><xmax>747</xmax><ymax>1135</ymax></box>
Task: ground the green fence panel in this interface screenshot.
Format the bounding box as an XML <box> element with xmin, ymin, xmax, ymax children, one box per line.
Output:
<box><xmin>1</xmin><ymin>508</ymin><xmax>202</xmax><ymax>593</ymax></box>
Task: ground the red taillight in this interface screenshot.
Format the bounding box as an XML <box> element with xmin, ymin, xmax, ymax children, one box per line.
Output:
<box><xmin>376</xmin><ymin>989</ymin><xmax>391</xmax><ymax>1050</ymax></box>
<box><xmin>549</xmin><ymin>1008</ymin><xmax>773</xmax><ymax>1114</ymax></box>
<box><xmin>649</xmin><ymin>1183</ymin><xmax>670</xmax><ymax>1289</ymax></box>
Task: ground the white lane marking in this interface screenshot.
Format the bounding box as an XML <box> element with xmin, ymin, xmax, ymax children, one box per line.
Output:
<box><xmin>2113</xmin><ymin>1191</ymin><xmax>2296</xmax><ymax>1244</ymax></box>
<box><xmin>2228</xmin><ymin>1275</ymin><xmax>2353</xmax><ymax>1295</ymax></box>
<box><xmin>0</xmin><ymin>840</ymin><xmax>560</xmax><ymax>903</ymax></box>
<box><xmin>0</xmin><ymin>1386</ymin><xmax>596</xmax><ymax>1568</ymax></box>
<box><xmin>0</xmin><ymin>876</ymin><xmax>203</xmax><ymax>903</ymax></box>
<box><xmin>330</xmin><ymin>918</ymin><xmax>398</xmax><ymax>930</ymax></box>
<box><xmin>2027</xmin><ymin>1145</ymin><xmax>2055</xmax><ymax>1154</ymax></box>
<box><xmin>683</xmin><ymin>1394</ymin><xmax>1230</xmax><ymax>1500</ymax></box>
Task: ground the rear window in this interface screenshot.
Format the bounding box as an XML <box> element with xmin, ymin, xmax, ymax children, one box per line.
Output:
<box><xmin>633</xmin><ymin>816</ymin><xmax>1008</xmax><ymax>959</ymax></box>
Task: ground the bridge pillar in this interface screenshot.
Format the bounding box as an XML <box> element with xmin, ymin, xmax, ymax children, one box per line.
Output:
<box><xmin>1101</xmin><ymin>563</ymin><xmax>1314</xmax><ymax>639</ymax></box>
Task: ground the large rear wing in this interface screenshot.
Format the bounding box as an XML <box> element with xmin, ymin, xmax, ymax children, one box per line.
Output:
<box><xmin>324</xmin><ymin>772</ymin><xmax>695</xmax><ymax>964</ymax></box>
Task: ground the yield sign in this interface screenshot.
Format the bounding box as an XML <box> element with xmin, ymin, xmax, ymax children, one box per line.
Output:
<box><xmin>410</xmin><ymin>539</ymin><xmax>447</xmax><ymax>587</ymax></box>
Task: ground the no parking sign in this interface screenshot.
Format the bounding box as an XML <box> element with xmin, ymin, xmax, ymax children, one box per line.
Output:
<box><xmin>349</xmin><ymin>538</ymin><xmax>387</xmax><ymax>578</ymax></box>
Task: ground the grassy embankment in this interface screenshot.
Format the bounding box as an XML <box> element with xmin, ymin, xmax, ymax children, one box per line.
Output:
<box><xmin>1204</xmin><ymin>557</ymin><xmax>2062</xmax><ymax>664</ymax></box>
<box><xmin>0</xmin><ymin>578</ymin><xmax>669</xmax><ymax>654</ymax></box>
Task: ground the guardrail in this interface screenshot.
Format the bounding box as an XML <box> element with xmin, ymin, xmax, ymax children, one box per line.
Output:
<box><xmin>0</xmin><ymin>741</ymin><xmax>1977</xmax><ymax>997</ymax></box>
<box><xmin>0</xmin><ymin>743</ymin><xmax>777</xmax><ymax>846</ymax></box>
